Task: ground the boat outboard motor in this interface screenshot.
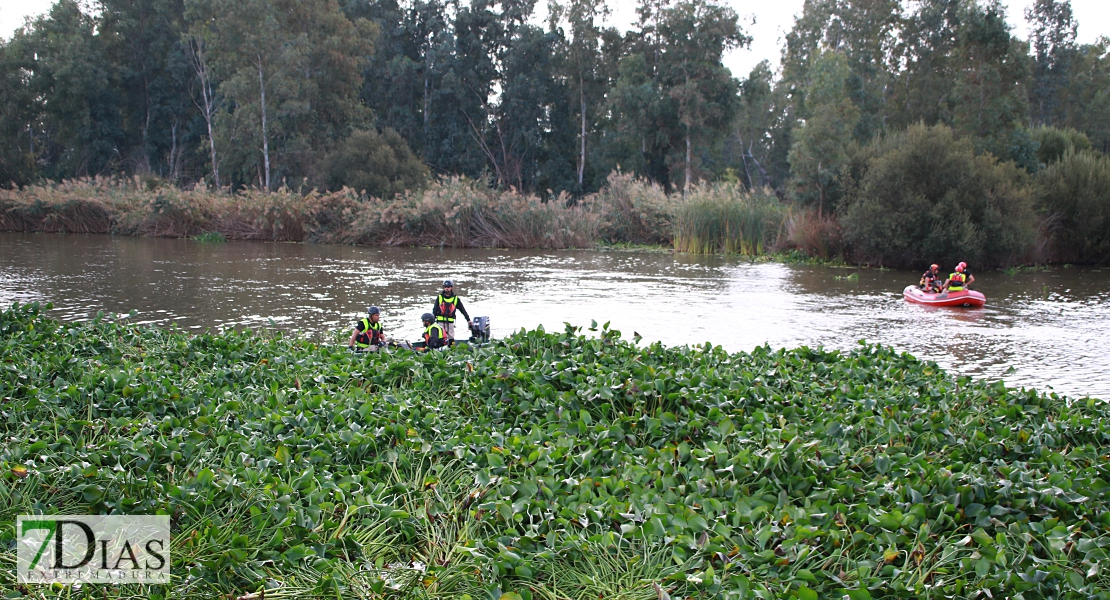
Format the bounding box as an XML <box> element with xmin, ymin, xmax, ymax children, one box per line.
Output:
<box><xmin>469</xmin><ymin>316</ymin><xmax>490</xmax><ymax>343</ymax></box>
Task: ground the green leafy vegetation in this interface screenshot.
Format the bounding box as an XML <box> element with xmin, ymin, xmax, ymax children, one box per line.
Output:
<box><xmin>1034</xmin><ymin>150</ymin><xmax>1110</xmax><ymax>263</ymax></box>
<box><xmin>2</xmin><ymin>302</ymin><xmax>1109</xmax><ymax>598</ymax></box>
<box><xmin>191</xmin><ymin>231</ymin><xmax>226</xmax><ymax>243</ymax></box>
<box><xmin>839</xmin><ymin>124</ymin><xmax>1037</xmax><ymax>269</ymax></box>
<box><xmin>315</xmin><ymin>128</ymin><xmax>430</xmax><ymax>199</ymax></box>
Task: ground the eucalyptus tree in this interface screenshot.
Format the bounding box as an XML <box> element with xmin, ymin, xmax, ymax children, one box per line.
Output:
<box><xmin>887</xmin><ymin>0</ymin><xmax>961</xmax><ymax>129</ymax></box>
<box><xmin>606</xmin><ymin>0</ymin><xmax>745</xmax><ymax>193</ymax></box>
<box><xmin>2</xmin><ymin>0</ymin><xmax>124</xmax><ymax>180</ymax></box>
<box><xmin>1062</xmin><ymin>39</ymin><xmax>1110</xmax><ymax>153</ymax></box>
<box><xmin>779</xmin><ymin>0</ymin><xmax>901</xmax><ymax>142</ymax></box>
<box><xmin>185</xmin><ymin>0</ymin><xmax>371</xmax><ymax>190</ymax></box>
<box><xmin>1027</xmin><ymin>0</ymin><xmax>1078</xmax><ymax>127</ymax></box>
<box><xmin>949</xmin><ymin>0</ymin><xmax>1034</xmax><ymax>169</ymax></box>
<box><xmin>99</xmin><ymin>0</ymin><xmax>193</xmax><ymax>178</ymax></box>
<box><xmin>726</xmin><ymin>61</ymin><xmax>783</xmax><ymax>190</ymax></box>
<box><xmin>549</xmin><ymin>0</ymin><xmax>609</xmax><ymax>194</ymax></box>
<box><xmin>788</xmin><ymin>50</ymin><xmax>859</xmax><ymax>217</ymax></box>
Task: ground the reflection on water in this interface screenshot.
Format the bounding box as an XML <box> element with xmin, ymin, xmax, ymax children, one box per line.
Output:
<box><xmin>2</xmin><ymin>232</ymin><xmax>1107</xmax><ymax>399</ymax></box>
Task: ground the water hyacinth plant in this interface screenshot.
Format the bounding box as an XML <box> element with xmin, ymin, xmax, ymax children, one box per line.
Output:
<box><xmin>2</xmin><ymin>303</ymin><xmax>1109</xmax><ymax>598</ymax></box>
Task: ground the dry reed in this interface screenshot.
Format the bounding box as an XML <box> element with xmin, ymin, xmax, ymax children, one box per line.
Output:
<box><xmin>1</xmin><ymin>175</ymin><xmax>793</xmax><ymax>253</ymax></box>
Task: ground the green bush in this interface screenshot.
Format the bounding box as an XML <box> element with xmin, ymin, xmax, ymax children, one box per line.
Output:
<box><xmin>315</xmin><ymin>128</ymin><xmax>429</xmax><ymax>198</ymax></box>
<box><xmin>1032</xmin><ymin>126</ymin><xmax>1093</xmax><ymax>165</ymax></box>
<box><xmin>839</xmin><ymin>124</ymin><xmax>1036</xmax><ymax>268</ymax></box>
<box><xmin>1035</xmin><ymin>149</ymin><xmax>1110</xmax><ymax>263</ymax></box>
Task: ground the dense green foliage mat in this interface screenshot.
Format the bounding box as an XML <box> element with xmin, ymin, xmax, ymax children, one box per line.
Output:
<box><xmin>2</xmin><ymin>302</ymin><xmax>1109</xmax><ymax>599</ymax></box>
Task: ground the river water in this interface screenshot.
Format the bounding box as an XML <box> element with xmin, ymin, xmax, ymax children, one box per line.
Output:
<box><xmin>2</xmin><ymin>232</ymin><xmax>1107</xmax><ymax>399</ymax></box>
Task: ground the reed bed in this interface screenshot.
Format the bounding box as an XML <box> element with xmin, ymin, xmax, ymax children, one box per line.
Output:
<box><xmin>673</xmin><ymin>184</ymin><xmax>785</xmax><ymax>254</ymax></box>
<box><xmin>784</xmin><ymin>206</ymin><xmax>844</xmax><ymax>260</ymax></box>
<box><xmin>0</xmin><ymin>177</ymin><xmax>600</xmax><ymax>249</ymax></box>
<box><xmin>1</xmin><ymin>175</ymin><xmax>797</xmax><ymax>253</ymax></box>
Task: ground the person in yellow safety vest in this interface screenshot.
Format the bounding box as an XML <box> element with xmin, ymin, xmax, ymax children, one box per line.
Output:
<box><xmin>419</xmin><ymin>312</ymin><xmax>447</xmax><ymax>350</ymax></box>
<box><xmin>943</xmin><ymin>262</ymin><xmax>975</xmax><ymax>292</ymax></box>
<box><xmin>432</xmin><ymin>279</ymin><xmax>471</xmax><ymax>345</ymax></box>
<box><xmin>348</xmin><ymin>306</ymin><xmax>389</xmax><ymax>352</ymax></box>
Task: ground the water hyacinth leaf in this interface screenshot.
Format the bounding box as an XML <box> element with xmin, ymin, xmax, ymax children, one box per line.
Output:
<box><xmin>975</xmin><ymin>557</ymin><xmax>990</xmax><ymax>578</ymax></box>
<box><xmin>797</xmin><ymin>584</ymin><xmax>818</xmax><ymax>600</ymax></box>
<box><xmin>3</xmin><ymin>303</ymin><xmax>1110</xmax><ymax>598</ymax></box>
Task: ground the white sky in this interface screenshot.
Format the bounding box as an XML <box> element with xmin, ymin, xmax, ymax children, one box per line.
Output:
<box><xmin>2</xmin><ymin>0</ymin><xmax>1108</xmax><ymax>78</ymax></box>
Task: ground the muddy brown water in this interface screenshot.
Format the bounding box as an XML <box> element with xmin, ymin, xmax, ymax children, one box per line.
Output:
<box><xmin>2</xmin><ymin>232</ymin><xmax>1108</xmax><ymax>399</ymax></box>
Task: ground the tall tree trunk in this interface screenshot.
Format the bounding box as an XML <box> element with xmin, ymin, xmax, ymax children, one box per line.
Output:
<box><xmin>684</xmin><ymin>131</ymin><xmax>691</xmax><ymax>197</ymax></box>
<box><xmin>423</xmin><ymin>48</ymin><xmax>432</xmax><ymax>134</ymax></box>
<box><xmin>257</xmin><ymin>54</ymin><xmax>271</xmax><ymax>191</ymax></box>
<box><xmin>142</xmin><ymin>74</ymin><xmax>152</xmax><ymax>173</ymax></box>
<box><xmin>190</xmin><ymin>39</ymin><xmax>220</xmax><ymax>187</ymax></box>
<box><xmin>683</xmin><ymin>71</ymin><xmax>691</xmax><ymax>197</ymax></box>
<box><xmin>169</xmin><ymin>119</ymin><xmax>179</xmax><ymax>183</ymax></box>
<box><xmin>578</xmin><ymin>76</ymin><xmax>586</xmax><ymax>190</ymax></box>
<box><xmin>816</xmin><ymin>161</ymin><xmax>824</xmax><ymax>219</ymax></box>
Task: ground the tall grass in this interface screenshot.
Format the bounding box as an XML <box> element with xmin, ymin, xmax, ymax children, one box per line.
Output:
<box><xmin>673</xmin><ymin>184</ymin><xmax>785</xmax><ymax>254</ymax></box>
<box><xmin>1</xmin><ymin>174</ymin><xmax>796</xmax><ymax>254</ymax></box>
<box><xmin>0</xmin><ymin>176</ymin><xmax>599</xmax><ymax>249</ymax></box>
<box><xmin>783</xmin><ymin>207</ymin><xmax>844</xmax><ymax>260</ymax></box>
<box><xmin>589</xmin><ymin>171</ymin><xmax>676</xmax><ymax>245</ymax></box>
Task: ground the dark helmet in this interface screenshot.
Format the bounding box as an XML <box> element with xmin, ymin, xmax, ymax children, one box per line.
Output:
<box><xmin>367</xmin><ymin>306</ymin><xmax>381</xmax><ymax>315</ymax></box>
<box><xmin>421</xmin><ymin>312</ymin><xmax>435</xmax><ymax>323</ymax></box>
<box><xmin>443</xmin><ymin>279</ymin><xmax>455</xmax><ymax>288</ymax></box>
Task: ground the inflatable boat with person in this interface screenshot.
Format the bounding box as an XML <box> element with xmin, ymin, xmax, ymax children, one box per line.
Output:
<box><xmin>903</xmin><ymin>285</ymin><xmax>986</xmax><ymax>308</ymax></box>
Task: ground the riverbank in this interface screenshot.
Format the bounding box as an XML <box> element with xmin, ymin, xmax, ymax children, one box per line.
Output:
<box><xmin>0</xmin><ymin>175</ymin><xmax>785</xmax><ymax>256</ymax></box>
<box><xmin>2</xmin><ymin>302</ymin><xmax>1108</xmax><ymax>598</ymax></box>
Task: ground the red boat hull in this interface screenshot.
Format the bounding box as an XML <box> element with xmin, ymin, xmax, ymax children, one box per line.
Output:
<box><xmin>903</xmin><ymin>285</ymin><xmax>986</xmax><ymax>307</ymax></box>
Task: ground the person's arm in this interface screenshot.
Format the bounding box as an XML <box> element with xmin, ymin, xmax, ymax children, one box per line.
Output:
<box><xmin>967</xmin><ymin>273</ymin><xmax>975</xmax><ymax>286</ymax></box>
<box><xmin>456</xmin><ymin>297</ymin><xmax>471</xmax><ymax>323</ymax></box>
<box><xmin>432</xmin><ymin>298</ymin><xmax>442</xmax><ymax>319</ymax></box>
<box><xmin>348</xmin><ymin>328</ymin><xmax>358</xmax><ymax>347</ymax></box>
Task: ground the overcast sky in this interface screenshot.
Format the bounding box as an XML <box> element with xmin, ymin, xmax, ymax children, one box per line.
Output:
<box><xmin>2</xmin><ymin>0</ymin><xmax>1108</xmax><ymax>78</ymax></box>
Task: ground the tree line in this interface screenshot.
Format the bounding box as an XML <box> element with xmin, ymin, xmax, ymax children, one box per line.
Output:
<box><xmin>0</xmin><ymin>1</ymin><xmax>1107</xmax><ymax>238</ymax></box>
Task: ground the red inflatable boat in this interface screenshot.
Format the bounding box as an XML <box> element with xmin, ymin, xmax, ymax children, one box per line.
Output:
<box><xmin>903</xmin><ymin>285</ymin><xmax>986</xmax><ymax>307</ymax></box>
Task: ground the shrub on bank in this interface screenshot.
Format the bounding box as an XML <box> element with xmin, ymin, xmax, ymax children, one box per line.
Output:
<box><xmin>1032</xmin><ymin>125</ymin><xmax>1093</xmax><ymax>165</ymax></box>
<box><xmin>783</xmin><ymin>207</ymin><xmax>843</xmax><ymax>260</ymax></box>
<box><xmin>1035</xmin><ymin>149</ymin><xmax>1110</xmax><ymax>263</ymax></box>
<box><xmin>674</xmin><ymin>183</ymin><xmax>784</xmax><ymax>254</ymax></box>
<box><xmin>589</xmin><ymin>171</ymin><xmax>676</xmax><ymax>245</ymax></box>
<box><xmin>315</xmin><ymin>128</ymin><xmax>430</xmax><ymax>198</ymax></box>
<box><xmin>839</xmin><ymin>124</ymin><xmax>1036</xmax><ymax>268</ymax></box>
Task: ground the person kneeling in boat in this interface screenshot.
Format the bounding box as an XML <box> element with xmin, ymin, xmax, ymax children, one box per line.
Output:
<box><xmin>414</xmin><ymin>312</ymin><xmax>448</xmax><ymax>351</ymax></box>
<box><xmin>920</xmin><ymin>264</ymin><xmax>942</xmax><ymax>292</ymax></box>
<box><xmin>349</xmin><ymin>306</ymin><xmax>390</xmax><ymax>352</ymax></box>
<box><xmin>943</xmin><ymin>262</ymin><xmax>975</xmax><ymax>292</ymax></box>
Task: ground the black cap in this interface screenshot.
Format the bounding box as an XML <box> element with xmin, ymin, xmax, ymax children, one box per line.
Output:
<box><xmin>367</xmin><ymin>306</ymin><xmax>380</xmax><ymax>315</ymax></box>
<box><xmin>421</xmin><ymin>312</ymin><xmax>434</xmax><ymax>322</ymax></box>
<box><xmin>443</xmin><ymin>279</ymin><xmax>454</xmax><ymax>287</ymax></box>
